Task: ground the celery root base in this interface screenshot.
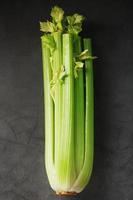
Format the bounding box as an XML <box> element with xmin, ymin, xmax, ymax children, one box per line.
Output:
<box><xmin>56</xmin><ymin>191</ymin><xmax>77</xmax><ymax>196</ymax></box>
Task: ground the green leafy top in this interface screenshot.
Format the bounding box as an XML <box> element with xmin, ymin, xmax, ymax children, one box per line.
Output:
<box><xmin>40</xmin><ymin>21</ymin><xmax>57</xmax><ymax>33</ymax></box>
<box><xmin>40</xmin><ymin>6</ymin><xmax>85</xmax><ymax>34</ymax></box>
<box><xmin>40</xmin><ymin>6</ymin><xmax>64</xmax><ymax>33</ymax></box>
<box><xmin>66</xmin><ymin>14</ymin><xmax>85</xmax><ymax>34</ymax></box>
<box><xmin>51</xmin><ymin>6</ymin><xmax>64</xmax><ymax>23</ymax></box>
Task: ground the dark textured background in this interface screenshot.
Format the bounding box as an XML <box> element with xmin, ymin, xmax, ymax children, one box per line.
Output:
<box><xmin>0</xmin><ymin>0</ymin><xmax>133</xmax><ymax>199</ymax></box>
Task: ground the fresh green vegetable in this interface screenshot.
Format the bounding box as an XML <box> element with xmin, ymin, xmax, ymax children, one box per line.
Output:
<box><xmin>40</xmin><ymin>5</ymin><xmax>95</xmax><ymax>195</ymax></box>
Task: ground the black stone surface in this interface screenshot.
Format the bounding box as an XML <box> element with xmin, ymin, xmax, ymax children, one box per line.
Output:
<box><xmin>0</xmin><ymin>0</ymin><xmax>133</xmax><ymax>199</ymax></box>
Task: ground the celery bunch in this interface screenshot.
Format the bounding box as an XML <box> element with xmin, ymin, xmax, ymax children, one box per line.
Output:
<box><xmin>40</xmin><ymin>6</ymin><xmax>95</xmax><ymax>195</ymax></box>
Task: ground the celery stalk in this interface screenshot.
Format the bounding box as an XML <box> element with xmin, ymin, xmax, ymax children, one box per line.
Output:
<box><xmin>41</xmin><ymin>38</ymin><xmax>56</xmax><ymax>190</ymax></box>
<box><xmin>70</xmin><ymin>38</ymin><xmax>94</xmax><ymax>193</ymax></box>
<box><xmin>57</xmin><ymin>33</ymin><xmax>76</xmax><ymax>191</ymax></box>
<box><xmin>52</xmin><ymin>32</ymin><xmax>63</xmax><ymax>190</ymax></box>
<box><xmin>73</xmin><ymin>35</ymin><xmax>85</xmax><ymax>175</ymax></box>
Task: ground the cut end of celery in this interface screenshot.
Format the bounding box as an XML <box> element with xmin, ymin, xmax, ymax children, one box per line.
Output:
<box><xmin>56</xmin><ymin>191</ymin><xmax>77</xmax><ymax>196</ymax></box>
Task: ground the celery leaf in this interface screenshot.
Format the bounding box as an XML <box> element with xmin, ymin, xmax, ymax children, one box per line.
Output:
<box><xmin>66</xmin><ymin>14</ymin><xmax>85</xmax><ymax>34</ymax></box>
<box><xmin>40</xmin><ymin>21</ymin><xmax>57</xmax><ymax>33</ymax></box>
<box><xmin>51</xmin><ymin>6</ymin><xmax>64</xmax><ymax>23</ymax></box>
